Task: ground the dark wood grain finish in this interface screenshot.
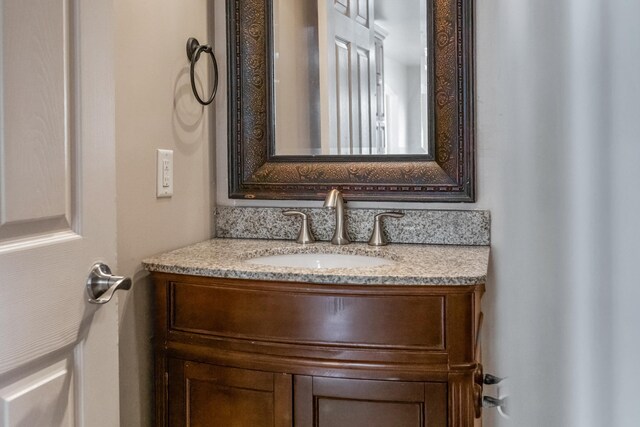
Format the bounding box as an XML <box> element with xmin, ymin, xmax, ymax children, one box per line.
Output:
<box><xmin>293</xmin><ymin>376</ymin><xmax>447</xmax><ymax>427</ymax></box>
<box><xmin>170</xmin><ymin>280</ymin><xmax>445</xmax><ymax>350</ymax></box>
<box><xmin>449</xmin><ymin>372</ymin><xmax>477</xmax><ymax>427</ymax></box>
<box><xmin>154</xmin><ymin>273</ymin><xmax>169</xmax><ymax>427</ymax></box>
<box><xmin>167</xmin><ymin>361</ymin><xmax>292</xmax><ymax>427</ymax></box>
<box><xmin>152</xmin><ymin>273</ymin><xmax>484</xmax><ymax>426</ymax></box>
<box><xmin>227</xmin><ymin>0</ymin><xmax>475</xmax><ymax>202</ymax></box>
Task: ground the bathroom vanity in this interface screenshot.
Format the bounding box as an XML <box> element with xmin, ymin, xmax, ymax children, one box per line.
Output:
<box><xmin>144</xmin><ymin>239</ymin><xmax>489</xmax><ymax>426</ymax></box>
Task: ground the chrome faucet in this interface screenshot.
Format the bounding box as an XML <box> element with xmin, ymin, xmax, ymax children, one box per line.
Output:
<box><xmin>323</xmin><ymin>189</ymin><xmax>350</xmax><ymax>245</ymax></box>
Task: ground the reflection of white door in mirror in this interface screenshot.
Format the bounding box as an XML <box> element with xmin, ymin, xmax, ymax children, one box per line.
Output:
<box><xmin>318</xmin><ymin>0</ymin><xmax>375</xmax><ymax>155</ymax></box>
<box><xmin>273</xmin><ymin>0</ymin><xmax>429</xmax><ymax>157</ymax></box>
<box><xmin>374</xmin><ymin>26</ymin><xmax>387</xmax><ymax>154</ymax></box>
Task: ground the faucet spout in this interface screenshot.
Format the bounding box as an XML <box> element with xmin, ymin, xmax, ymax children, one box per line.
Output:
<box><xmin>323</xmin><ymin>189</ymin><xmax>351</xmax><ymax>245</ymax></box>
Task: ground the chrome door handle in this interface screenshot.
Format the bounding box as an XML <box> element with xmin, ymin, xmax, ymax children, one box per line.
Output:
<box><xmin>86</xmin><ymin>263</ymin><xmax>132</xmax><ymax>304</ymax></box>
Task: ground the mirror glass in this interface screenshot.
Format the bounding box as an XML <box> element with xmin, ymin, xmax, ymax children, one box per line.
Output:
<box><xmin>273</xmin><ymin>0</ymin><xmax>429</xmax><ymax>156</ymax></box>
<box><xmin>227</xmin><ymin>0</ymin><xmax>474</xmax><ymax>202</ymax></box>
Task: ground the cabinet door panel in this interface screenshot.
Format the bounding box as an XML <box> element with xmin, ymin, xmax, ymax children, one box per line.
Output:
<box><xmin>168</xmin><ymin>360</ymin><xmax>292</xmax><ymax>427</ymax></box>
<box><xmin>318</xmin><ymin>398</ymin><xmax>422</xmax><ymax>427</ymax></box>
<box><xmin>294</xmin><ymin>376</ymin><xmax>447</xmax><ymax>427</ymax></box>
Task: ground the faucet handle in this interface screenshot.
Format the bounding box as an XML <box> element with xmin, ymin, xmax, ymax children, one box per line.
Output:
<box><xmin>368</xmin><ymin>212</ymin><xmax>405</xmax><ymax>246</ymax></box>
<box><xmin>283</xmin><ymin>210</ymin><xmax>315</xmax><ymax>244</ymax></box>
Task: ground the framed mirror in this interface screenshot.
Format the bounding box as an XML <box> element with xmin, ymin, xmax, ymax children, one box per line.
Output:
<box><xmin>228</xmin><ymin>0</ymin><xmax>474</xmax><ymax>202</ymax></box>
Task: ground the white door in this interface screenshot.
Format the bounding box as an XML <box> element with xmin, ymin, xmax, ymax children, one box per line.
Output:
<box><xmin>0</xmin><ymin>1</ymin><xmax>121</xmax><ymax>426</ymax></box>
<box><xmin>318</xmin><ymin>0</ymin><xmax>376</xmax><ymax>154</ymax></box>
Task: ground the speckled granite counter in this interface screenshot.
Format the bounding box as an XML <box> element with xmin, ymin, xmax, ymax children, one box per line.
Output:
<box><xmin>143</xmin><ymin>238</ymin><xmax>489</xmax><ymax>286</ymax></box>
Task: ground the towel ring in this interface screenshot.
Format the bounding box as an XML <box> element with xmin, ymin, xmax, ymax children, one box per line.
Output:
<box><xmin>186</xmin><ymin>37</ymin><xmax>218</xmax><ymax>106</ymax></box>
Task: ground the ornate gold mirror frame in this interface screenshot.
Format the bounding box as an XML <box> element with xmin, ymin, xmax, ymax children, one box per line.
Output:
<box><xmin>227</xmin><ymin>0</ymin><xmax>475</xmax><ymax>202</ymax></box>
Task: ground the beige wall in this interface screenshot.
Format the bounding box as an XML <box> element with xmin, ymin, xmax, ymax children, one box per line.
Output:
<box><xmin>114</xmin><ymin>1</ymin><xmax>215</xmax><ymax>425</ymax></box>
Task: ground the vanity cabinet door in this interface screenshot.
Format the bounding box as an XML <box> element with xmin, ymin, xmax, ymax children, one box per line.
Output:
<box><xmin>166</xmin><ymin>359</ymin><xmax>292</xmax><ymax>427</ymax></box>
<box><xmin>293</xmin><ymin>376</ymin><xmax>447</xmax><ymax>427</ymax></box>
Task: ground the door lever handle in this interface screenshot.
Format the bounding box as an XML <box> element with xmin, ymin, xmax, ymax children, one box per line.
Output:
<box><xmin>86</xmin><ymin>263</ymin><xmax>132</xmax><ymax>304</ymax></box>
<box><xmin>483</xmin><ymin>373</ymin><xmax>505</xmax><ymax>385</ymax></box>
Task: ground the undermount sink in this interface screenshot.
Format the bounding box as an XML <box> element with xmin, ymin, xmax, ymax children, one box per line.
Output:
<box><xmin>244</xmin><ymin>253</ymin><xmax>394</xmax><ymax>269</ymax></box>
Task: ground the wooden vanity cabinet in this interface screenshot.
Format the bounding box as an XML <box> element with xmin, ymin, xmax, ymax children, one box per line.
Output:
<box><xmin>152</xmin><ymin>273</ymin><xmax>484</xmax><ymax>427</ymax></box>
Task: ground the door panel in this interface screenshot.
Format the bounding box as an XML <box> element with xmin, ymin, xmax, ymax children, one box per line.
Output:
<box><xmin>355</xmin><ymin>0</ymin><xmax>369</xmax><ymax>26</ymax></box>
<box><xmin>319</xmin><ymin>0</ymin><xmax>375</xmax><ymax>154</ymax></box>
<box><xmin>334</xmin><ymin>38</ymin><xmax>352</xmax><ymax>154</ymax></box>
<box><xmin>294</xmin><ymin>376</ymin><xmax>447</xmax><ymax>427</ymax></box>
<box><xmin>315</xmin><ymin>376</ymin><xmax>424</xmax><ymax>427</ymax></box>
<box><xmin>334</xmin><ymin>0</ymin><xmax>348</xmax><ymax>16</ymax></box>
<box><xmin>0</xmin><ymin>359</ymin><xmax>74</xmax><ymax>427</ymax></box>
<box><xmin>168</xmin><ymin>360</ymin><xmax>292</xmax><ymax>427</ymax></box>
<box><xmin>0</xmin><ymin>0</ymin><xmax>69</xmax><ymax>238</ymax></box>
<box><xmin>0</xmin><ymin>0</ymin><xmax>119</xmax><ymax>425</ymax></box>
<box><xmin>318</xmin><ymin>399</ymin><xmax>422</xmax><ymax>427</ymax></box>
<box><xmin>356</xmin><ymin>47</ymin><xmax>372</xmax><ymax>153</ymax></box>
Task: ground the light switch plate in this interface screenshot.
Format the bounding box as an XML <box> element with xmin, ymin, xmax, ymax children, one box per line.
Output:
<box><xmin>156</xmin><ymin>149</ymin><xmax>173</xmax><ymax>198</ymax></box>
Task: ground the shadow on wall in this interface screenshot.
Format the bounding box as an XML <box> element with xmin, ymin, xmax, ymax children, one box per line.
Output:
<box><xmin>172</xmin><ymin>66</ymin><xmax>206</xmax><ymax>152</ymax></box>
<box><xmin>119</xmin><ymin>268</ymin><xmax>154</xmax><ymax>427</ymax></box>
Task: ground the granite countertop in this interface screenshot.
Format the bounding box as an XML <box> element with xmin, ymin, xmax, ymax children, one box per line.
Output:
<box><xmin>143</xmin><ymin>238</ymin><xmax>489</xmax><ymax>286</ymax></box>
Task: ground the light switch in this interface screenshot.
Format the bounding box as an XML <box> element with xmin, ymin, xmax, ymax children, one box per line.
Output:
<box><xmin>156</xmin><ymin>149</ymin><xmax>173</xmax><ymax>198</ymax></box>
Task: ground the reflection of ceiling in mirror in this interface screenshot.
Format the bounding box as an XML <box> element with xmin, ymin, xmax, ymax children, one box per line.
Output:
<box><xmin>374</xmin><ymin>0</ymin><xmax>423</xmax><ymax>66</ymax></box>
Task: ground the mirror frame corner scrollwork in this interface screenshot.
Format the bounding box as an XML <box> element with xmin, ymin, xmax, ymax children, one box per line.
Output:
<box><xmin>227</xmin><ymin>0</ymin><xmax>475</xmax><ymax>202</ymax></box>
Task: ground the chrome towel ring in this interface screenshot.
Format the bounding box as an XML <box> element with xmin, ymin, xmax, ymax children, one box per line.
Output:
<box><xmin>186</xmin><ymin>37</ymin><xmax>218</xmax><ymax>106</ymax></box>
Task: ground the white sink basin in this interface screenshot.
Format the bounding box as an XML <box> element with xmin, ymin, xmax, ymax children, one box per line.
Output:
<box><xmin>245</xmin><ymin>253</ymin><xmax>394</xmax><ymax>269</ymax></box>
